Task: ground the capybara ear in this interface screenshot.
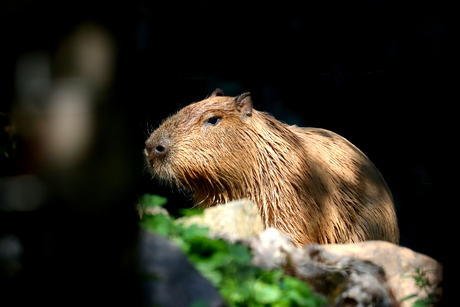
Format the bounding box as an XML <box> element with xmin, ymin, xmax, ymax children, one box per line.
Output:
<box><xmin>211</xmin><ymin>88</ymin><xmax>225</xmax><ymax>97</ymax></box>
<box><xmin>235</xmin><ymin>92</ymin><xmax>253</xmax><ymax>117</ymax></box>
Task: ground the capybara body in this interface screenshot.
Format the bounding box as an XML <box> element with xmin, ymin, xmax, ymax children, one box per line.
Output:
<box><xmin>145</xmin><ymin>89</ymin><xmax>399</xmax><ymax>246</ymax></box>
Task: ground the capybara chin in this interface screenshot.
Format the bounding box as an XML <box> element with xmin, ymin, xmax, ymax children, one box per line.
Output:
<box><xmin>145</xmin><ymin>89</ymin><xmax>399</xmax><ymax>247</ymax></box>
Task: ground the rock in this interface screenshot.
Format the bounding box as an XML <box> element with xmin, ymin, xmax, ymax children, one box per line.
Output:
<box><xmin>297</xmin><ymin>244</ymin><xmax>399</xmax><ymax>307</ymax></box>
<box><xmin>250</xmin><ymin>228</ymin><xmax>442</xmax><ymax>307</ymax></box>
<box><xmin>145</xmin><ymin>200</ymin><xmax>442</xmax><ymax>306</ymax></box>
<box><xmin>249</xmin><ymin>227</ymin><xmax>298</xmax><ymax>270</ymax></box>
<box><xmin>138</xmin><ymin>229</ymin><xmax>225</xmax><ymax>307</ymax></box>
<box><xmin>321</xmin><ymin>241</ymin><xmax>442</xmax><ymax>307</ymax></box>
<box><xmin>176</xmin><ymin>199</ymin><xmax>264</xmax><ymax>243</ymax></box>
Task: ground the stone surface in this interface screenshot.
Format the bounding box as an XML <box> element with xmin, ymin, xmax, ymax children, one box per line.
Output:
<box><xmin>176</xmin><ymin>199</ymin><xmax>264</xmax><ymax>243</ymax></box>
<box><xmin>250</xmin><ymin>228</ymin><xmax>442</xmax><ymax>307</ymax></box>
<box><xmin>146</xmin><ymin>200</ymin><xmax>443</xmax><ymax>307</ymax></box>
<box><xmin>321</xmin><ymin>241</ymin><xmax>442</xmax><ymax>307</ymax></box>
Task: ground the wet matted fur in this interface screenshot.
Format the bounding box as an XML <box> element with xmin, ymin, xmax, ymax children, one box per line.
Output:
<box><xmin>145</xmin><ymin>89</ymin><xmax>399</xmax><ymax>246</ymax></box>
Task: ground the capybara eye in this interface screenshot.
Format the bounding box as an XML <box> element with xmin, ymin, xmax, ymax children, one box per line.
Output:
<box><xmin>204</xmin><ymin>116</ymin><xmax>222</xmax><ymax>126</ymax></box>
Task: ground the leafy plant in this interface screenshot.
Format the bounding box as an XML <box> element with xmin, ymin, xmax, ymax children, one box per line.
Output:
<box><xmin>139</xmin><ymin>194</ymin><xmax>168</xmax><ymax>208</ymax></box>
<box><xmin>138</xmin><ymin>194</ymin><xmax>327</xmax><ymax>307</ymax></box>
<box><xmin>402</xmin><ymin>268</ymin><xmax>441</xmax><ymax>307</ymax></box>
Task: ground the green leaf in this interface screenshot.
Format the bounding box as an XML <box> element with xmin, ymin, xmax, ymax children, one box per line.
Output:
<box><xmin>142</xmin><ymin>213</ymin><xmax>173</xmax><ymax>237</ymax></box>
<box><xmin>412</xmin><ymin>299</ymin><xmax>431</xmax><ymax>307</ymax></box>
<box><xmin>193</xmin><ymin>261</ymin><xmax>223</xmax><ymax>285</ymax></box>
<box><xmin>221</xmin><ymin>283</ymin><xmax>249</xmax><ymax>303</ymax></box>
<box><xmin>282</xmin><ymin>275</ymin><xmax>312</xmax><ymax>295</ymax></box>
<box><xmin>401</xmin><ymin>294</ymin><xmax>418</xmax><ymax>302</ymax></box>
<box><xmin>284</xmin><ymin>289</ymin><xmax>304</xmax><ymax>304</ymax></box>
<box><xmin>253</xmin><ymin>280</ymin><xmax>282</xmax><ymax>304</ymax></box>
<box><xmin>139</xmin><ymin>194</ymin><xmax>168</xmax><ymax>207</ymax></box>
<box><xmin>226</xmin><ymin>243</ymin><xmax>252</xmax><ymax>264</ymax></box>
<box><xmin>258</xmin><ymin>270</ymin><xmax>283</xmax><ymax>284</ymax></box>
<box><xmin>179</xmin><ymin>207</ymin><xmax>205</xmax><ymax>217</ymax></box>
<box><xmin>170</xmin><ymin>236</ymin><xmax>190</xmax><ymax>253</ymax></box>
<box><xmin>188</xmin><ymin>237</ymin><xmax>228</xmax><ymax>257</ymax></box>
<box><xmin>180</xmin><ymin>224</ymin><xmax>210</xmax><ymax>241</ymax></box>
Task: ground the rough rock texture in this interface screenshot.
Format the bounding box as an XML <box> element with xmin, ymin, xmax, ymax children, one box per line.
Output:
<box><xmin>321</xmin><ymin>241</ymin><xmax>442</xmax><ymax>307</ymax></box>
<box><xmin>183</xmin><ymin>200</ymin><xmax>442</xmax><ymax>307</ymax></box>
<box><xmin>177</xmin><ymin>199</ymin><xmax>264</xmax><ymax>243</ymax></box>
<box><xmin>138</xmin><ymin>229</ymin><xmax>225</xmax><ymax>307</ymax></box>
<box><xmin>250</xmin><ymin>228</ymin><xmax>397</xmax><ymax>306</ymax></box>
<box><xmin>151</xmin><ymin>200</ymin><xmax>442</xmax><ymax>307</ymax></box>
<box><xmin>250</xmin><ymin>228</ymin><xmax>442</xmax><ymax>307</ymax></box>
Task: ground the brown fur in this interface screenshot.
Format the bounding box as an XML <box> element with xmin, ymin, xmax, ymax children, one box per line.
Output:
<box><xmin>145</xmin><ymin>89</ymin><xmax>399</xmax><ymax>246</ymax></box>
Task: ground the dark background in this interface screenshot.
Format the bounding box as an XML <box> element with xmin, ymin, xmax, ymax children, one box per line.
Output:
<box><xmin>0</xmin><ymin>0</ymin><xmax>453</xmax><ymax>305</ymax></box>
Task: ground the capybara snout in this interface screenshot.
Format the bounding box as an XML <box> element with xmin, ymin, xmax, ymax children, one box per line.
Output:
<box><xmin>145</xmin><ymin>138</ymin><xmax>169</xmax><ymax>157</ymax></box>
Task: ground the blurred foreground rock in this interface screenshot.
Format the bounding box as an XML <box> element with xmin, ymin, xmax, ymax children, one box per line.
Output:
<box><xmin>180</xmin><ymin>200</ymin><xmax>442</xmax><ymax>307</ymax></box>
<box><xmin>139</xmin><ymin>229</ymin><xmax>225</xmax><ymax>307</ymax></box>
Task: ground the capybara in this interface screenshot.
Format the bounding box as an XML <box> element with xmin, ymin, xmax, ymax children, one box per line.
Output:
<box><xmin>145</xmin><ymin>89</ymin><xmax>399</xmax><ymax>246</ymax></box>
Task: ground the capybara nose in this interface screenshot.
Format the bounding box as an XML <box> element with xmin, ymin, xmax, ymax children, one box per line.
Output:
<box><xmin>154</xmin><ymin>142</ymin><xmax>168</xmax><ymax>155</ymax></box>
<box><xmin>145</xmin><ymin>139</ymin><xmax>169</xmax><ymax>157</ymax></box>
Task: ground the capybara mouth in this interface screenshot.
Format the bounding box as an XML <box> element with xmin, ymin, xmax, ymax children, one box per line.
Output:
<box><xmin>145</xmin><ymin>153</ymin><xmax>170</xmax><ymax>181</ymax></box>
<box><xmin>144</xmin><ymin>149</ymin><xmax>193</xmax><ymax>194</ymax></box>
<box><xmin>147</xmin><ymin>160</ymin><xmax>181</xmax><ymax>189</ymax></box>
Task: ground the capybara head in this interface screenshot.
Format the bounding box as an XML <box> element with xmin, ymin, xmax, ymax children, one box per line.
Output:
<box><xmin>145</xmin><ymin>89</ymin><xmax>399</xmax><ymax>246</ymax></box>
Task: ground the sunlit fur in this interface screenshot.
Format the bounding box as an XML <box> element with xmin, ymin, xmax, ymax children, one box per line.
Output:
<box><xmin>145</xmin><ymin>92</ymin><xmax>399</xmax><ymax>246</ymax></box>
